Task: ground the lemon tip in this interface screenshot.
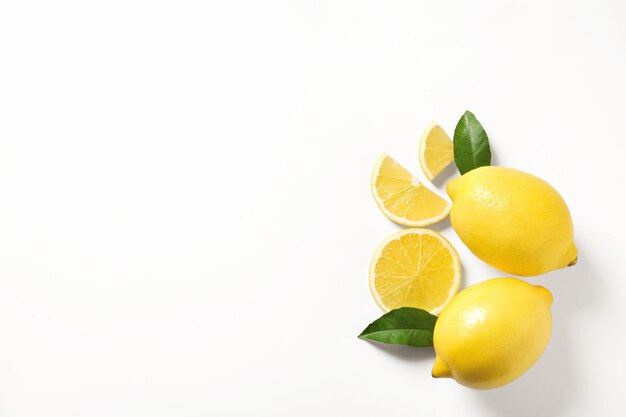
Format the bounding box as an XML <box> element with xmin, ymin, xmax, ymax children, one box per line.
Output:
<box><xmin>446</xmin><ymin>177</ymin><xmax>461</xmax><ymax>200</ymax></box>
<box><xmin>432</xmin><ymin>356</ymin><xmax>452</xmax><ymax>378</ymax></box>
<box><xmin>534</xmin><ymin>286</ymin><xmax>553</xmax><ymax>306</ymax></box>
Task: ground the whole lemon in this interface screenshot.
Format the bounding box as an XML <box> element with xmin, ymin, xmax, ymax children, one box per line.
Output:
<box><xmin>432</xmin><ymin>278</ymin><xmax>552</xmax><ymax>389</ymax></box>
<box><xmin>447</xmin><ymin>166</ymin><xmax>577</xmax><ymax>276</ymax></box>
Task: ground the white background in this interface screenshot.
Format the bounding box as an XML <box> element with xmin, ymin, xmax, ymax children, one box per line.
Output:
<box><xmin>0</xmin><ymin>1</ymin><xmax>624</xmax><ymax>416</ymax></box>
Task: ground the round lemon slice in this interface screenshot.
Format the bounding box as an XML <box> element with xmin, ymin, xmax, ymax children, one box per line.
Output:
<box><xmin>371</xmin><ymin>153</ymin><xmax>450</xmax><ymax>227</ymax></box>
<box><xmin>369</xmin><ymin>228</ymin><xmax>461</xmax><ymax>315</ymax></box>
<box><xmin>419</xmin><ymin>122</ymin><xmax>454</xmax><ymax>181</ymax></box>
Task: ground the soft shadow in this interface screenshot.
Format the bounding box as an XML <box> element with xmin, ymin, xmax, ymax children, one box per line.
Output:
<box><xmin>489</xmin><ymin>147</ymin><xmax>500</xmax><ymax>166</ymax></box>
<box><xmin>477</xmin><ymin>320</ymin><xmax>572</xmax><ymax>416</ymax></box>
<box><xmin>428</xmin><ymin>216</ymin><xmax>451</xmax><ymax>232</ymax></box>
<box><xmin>476</xmin><ymin>244</ymin><xmax>597</xmax><ymax>417</ymax></box>
<box><xmin>431</xmin><ymin>163</ymin><xmax>458</xmax><ymax>188</ymax></box>
<box><xmin>363</xmin><ymin>341</ymin><xmax>435</xmax><ymax>362</ymax></box>
<box><xmin>383</xmin><ymin>212</ymin><xmax>451</xmax><ymax>232</ymax></box>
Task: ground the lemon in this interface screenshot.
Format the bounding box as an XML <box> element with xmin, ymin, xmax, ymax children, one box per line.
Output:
<box><xmin>447</xmin><ymin>166</ymin><xmax>577</xmax><ymax>276</ymax></box>
<box><xmin>369</xmin><ymin>228</ymin><xmax>461</xmax><ymax>315</ymax></box>
<box><xmin>432</xmin><ymin>278</ymin><xmax>552</xmax><ymax>389</ymax></box>
<box><xmin>419</xmin><ymin>122</ymin><xmax>454</xmax><ymax>181</ymax></box>
<box><xmin>371</xmin><ymin>153</ymin><xmax>450</xmax><ymax>227</ymax></box>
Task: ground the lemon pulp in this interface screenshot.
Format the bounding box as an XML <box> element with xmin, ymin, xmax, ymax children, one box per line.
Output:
<box><xmin>419</xmin><ymin>122</ymin><xmax>454</xmax><ymax>181</ymax></box>
<box><xmin>371</xmin><ymin>153</ymin><xmax>450</xmax><ymax>227</ymax></box>
<box><xmin>369</xmin><ymin>228</ymin><xmax>461</xmax><ymax>315</ymax></box>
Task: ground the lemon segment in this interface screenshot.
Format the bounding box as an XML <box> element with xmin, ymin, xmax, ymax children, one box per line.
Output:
<box><xmin>371</xmin><ymin>153</ymin><xmax>451</xmax><ymax>227</ymax></box>
<box><xmin>369</xmin><ymin>228</ymin><xmax>461</xmax><ymax>315</ymax></box>
<box><xmin>419</xmin><ymin>122</ymin><xmax>454</xmax><ymax>181</ymax></box>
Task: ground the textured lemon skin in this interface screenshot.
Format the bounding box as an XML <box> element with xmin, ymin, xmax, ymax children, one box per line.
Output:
<box><xmin>432</xmin><ymin>278</ymin><xmax>552</xmax><ymax>390</ymax></box>
<box><xmin>447</xmin><ymin>166</ymin><xmax>577</xmax><ymax>276</ymax></box>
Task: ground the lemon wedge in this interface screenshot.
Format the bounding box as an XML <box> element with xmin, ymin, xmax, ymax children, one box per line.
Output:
<box><xmin>371</xmin><ymin>153</ymin><xmax>450</xmax><ymax>227</ymax></box>
<box><xmin>419</xmin><ymin>122</ymin><xmax>454</xmax><ymax>181</ymax></box>
<box><xmin>369</xmin><ymin>228</ymin><xmax>461</xmax><ymax>315</ymax></box>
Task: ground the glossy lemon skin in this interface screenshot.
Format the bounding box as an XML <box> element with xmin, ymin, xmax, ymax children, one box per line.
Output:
<box><xmin>432</xmin><ymin>278</ymin><xmax>552</xmax><ymax>389</ymax></box>
<box><xmin>447</xmin><ymin>166</ymin><xmax>577</xmax><ymax>276</ymax></box>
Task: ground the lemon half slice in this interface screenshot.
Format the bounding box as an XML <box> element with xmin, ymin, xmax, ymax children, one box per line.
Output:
<box><xmin>371</xmin><ymin>153</ymin><xmax>450</xmax><ymax>227</ymax></box>
<box><xmin>419</xmin><ymin>122</ymin><xmax>454</xmax><ymax>181</ymax></box>
<box><xmin>369</xmin><ymin>228</ymin><xmax>461</xmax><ymax>315</ymax></box>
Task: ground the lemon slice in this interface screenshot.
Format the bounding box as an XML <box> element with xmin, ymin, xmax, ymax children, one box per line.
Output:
<box><xmin>369</xmin><ymin>228</ymin><xmax>461</xmax><ymax>315</ymax></box>
<box><xmin>371</xmin><ymin>153</ymin><xmax>450</xmax><ymax>227</ymax></box>
<box><xmin>419</xmin><ymin>122</ymin><xmax>454</xmax><ymax>181</ymax></box>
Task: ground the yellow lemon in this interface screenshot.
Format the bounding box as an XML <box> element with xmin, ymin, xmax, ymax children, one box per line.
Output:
<box><xmin>419</xmin><ymin>122</ymin><xmax>454</xmax><ymax>181</ymax></box>
<box><xmin>371</xmin><ymin>153</ymin><xmax>450</xmax><ymax>227</ymax></box>
<box><xmin>447</xmin><ymin>166</ymin><xmax>577</xmax><ymax>276</ymax></box>
<box><xmin>432</xmin><ymin>278</ymin><xmax>552</xmax><ymax>389</ymax></box>
<box><xmin>369</xmin><ymin>228</ymin><xmax>460</xmax><ymax>315</ymax></box>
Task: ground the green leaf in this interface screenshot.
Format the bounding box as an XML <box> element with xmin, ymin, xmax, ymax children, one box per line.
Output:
<box><xmin>358</xmin><ymin>307</ymin><xmax>437</xmax><ymax>347</ymax></box>
<box><xmin>453</xmin><ymin>110</ymin><xmax>491</xmax><ymax>174</ymax></box>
